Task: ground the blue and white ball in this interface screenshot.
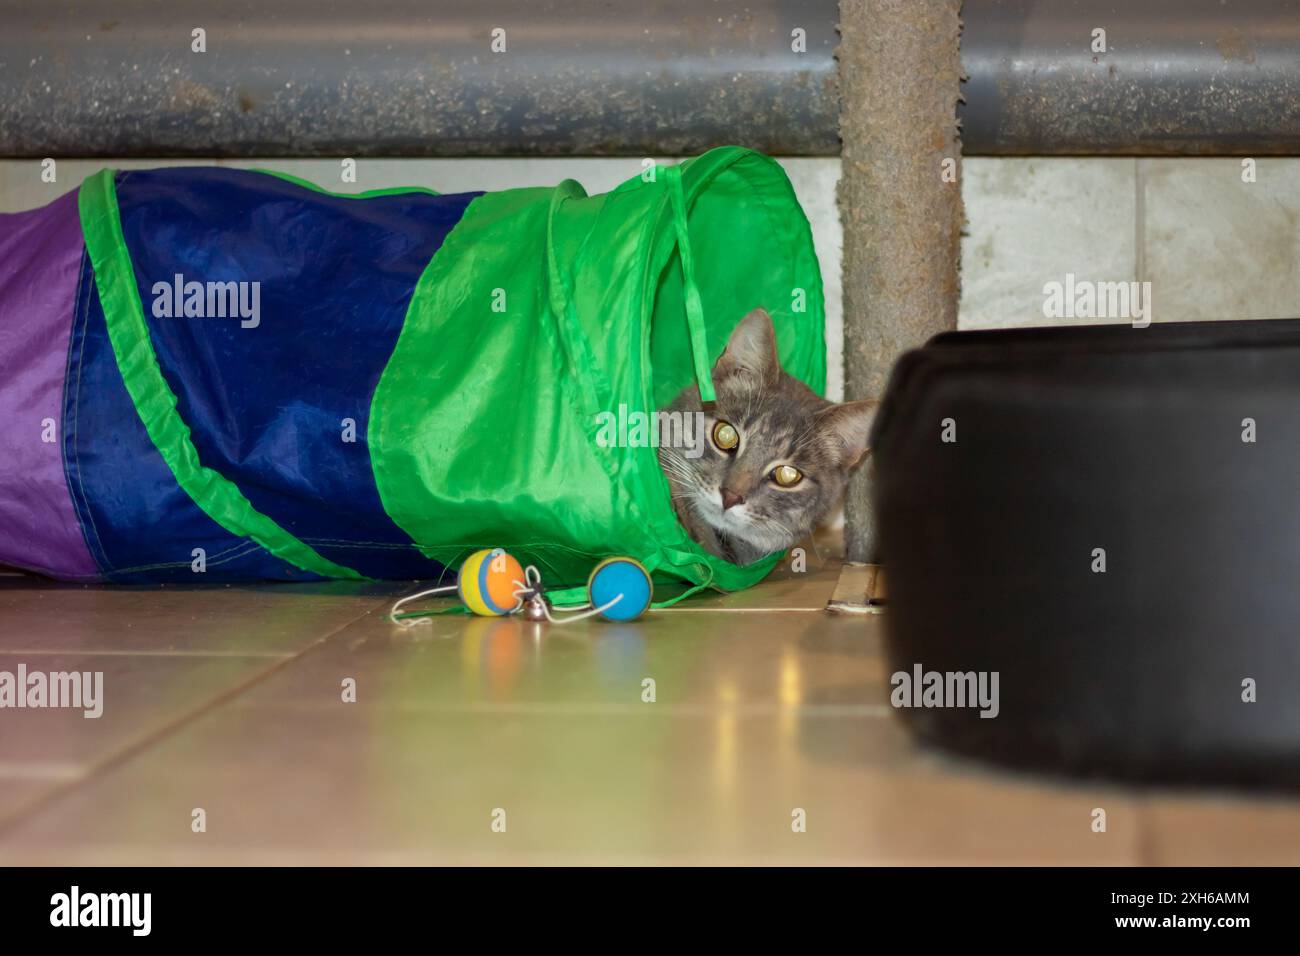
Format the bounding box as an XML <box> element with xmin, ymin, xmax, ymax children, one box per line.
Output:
<box><xmin>587</xmin><ymin>557</ymin><xmax>653</xmax><ymax>622</ymax></box>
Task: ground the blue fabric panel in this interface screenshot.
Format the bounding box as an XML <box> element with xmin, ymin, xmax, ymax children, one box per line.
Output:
<box><xmin>64</xmin><ymin>251</ymin><xmax>310</xmax><ymax>583</ymax></box>
<box><xmin>109</xmin><ymin>168</ymin><xmax>476</xmax><ymax>579</ymax></box>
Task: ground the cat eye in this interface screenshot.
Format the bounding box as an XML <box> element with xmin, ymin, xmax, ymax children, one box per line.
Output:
<box><xmin>712</xmin><ymin>420</ymin><xmax>740</xmax><ymax>452</ymax></box>
<box><xmin>771</xmin><ymin>464</ymin><xmax>803</xmax><ymax>487</ymax></box>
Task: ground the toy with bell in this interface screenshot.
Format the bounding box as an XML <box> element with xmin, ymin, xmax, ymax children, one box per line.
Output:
<box><xmin>389</xmin><ymin>548</ymin><xmax>654</xmax><ymax>627</ymax></box>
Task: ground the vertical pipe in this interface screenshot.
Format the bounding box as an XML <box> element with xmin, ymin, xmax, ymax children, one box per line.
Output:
<box><xmin>839</xmin><ymin>0</ymin><xmax>964</xmax><ymax>562</ymax></box>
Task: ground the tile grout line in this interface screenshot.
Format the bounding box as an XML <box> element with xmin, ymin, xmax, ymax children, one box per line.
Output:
<box><xmin>1134</xmin><ymin>157</ymin><xmax>1146</xmax><ymax>286</ymax></box>
<box><xmin>1133</xmin><ymin>792</ymin><xmax>1158</xmax><ymax>866</ymax></box>
<box><xmin>217</xmin><ymin>701</ymin><xmax>895</xmax><ymax>718</ymax></box>
<box><xmin>0</xmin><ymin>594</ymin><xmax>396</xmax><ymax>838</ymax></box>
<box><xmin>653</xmin><ymin>606</ymin><xmax>828</xmax><ymax>613</ymax></box>
<box><xmin>0</xmin><ymin>763</ymin><xmax>86</xmax><ymax>783</ymax></box>
<box><xmin>0</xmin><ymin>649</ymin><xmax>288</xmax><ymax>658</ymax></box>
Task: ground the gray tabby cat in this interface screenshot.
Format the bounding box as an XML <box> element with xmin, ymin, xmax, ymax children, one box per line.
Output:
<box><xmin>659</xmin><ymin>308</ymin><xmax>877</xmax><ymax>565</ymax></box>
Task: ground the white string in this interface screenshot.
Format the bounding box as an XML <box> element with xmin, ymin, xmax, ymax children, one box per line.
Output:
<box><xmin>543</xmin><ymin>594</ymin><xmax>622</xmax><ymax>624</ymax></box>
<box><xmin>389</xmin><ymin>563</ymin><xmax>622</xmax><ymax>628</ymax></box>
<box><xmin>388</xmin><ymin>584</ymin><xmax>458</xmax><ymax>628</ymax></box>
<box><xmin>514</xmin><ymin>564</ymin><xmax>622</xmax><ymax>624</ymax></box>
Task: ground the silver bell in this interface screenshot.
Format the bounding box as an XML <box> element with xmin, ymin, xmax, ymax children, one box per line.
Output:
<box><xmin>521</xmin><ymin>593</ymin><xmax>549</xmax><ymax>622</ymax></box>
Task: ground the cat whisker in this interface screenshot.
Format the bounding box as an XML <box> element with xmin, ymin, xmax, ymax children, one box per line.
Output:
<box><xmin>757</xmin><ymin>514</ymin><xmax>801</xmax><ymax>547</ymax></box>
<box><xmin>663</xmin><ymin>468</ymin><xmax>704</xmax><ymax>491</ymax></box>
<box><xmin>804</xmin><ymin>534</ymin><xmax>827</xmax><ymax>562</ymax></box>
<box><xmin>791</xmin><ymin>417</ymin><xmax>823</xmax><ymax>450</ymax></box>
<box><xmin>663</xmin><ymin>470</ymin><xmax>702</xmax><ymax>491</ymax></box>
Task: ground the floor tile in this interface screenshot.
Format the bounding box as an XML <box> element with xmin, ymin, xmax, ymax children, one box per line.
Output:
<box><xmin>669</xmin><ymin>562</ymin><xmax>843</xmax><ymax>611</ymax></box>
<box><xmin>232</xmin><ymin>602</ymin><xmax>884</xmax><ymax>713</ymax></box>
<box><xmin>3</xmin><ymin>553</ymin><xmax>1296</xmax><ymax>864</ymax></box>
<box><xmin>0</xmin><ymin>651</ymin><xmax>285</xmax><ymax>778</ymax></box>
<box><xmin>1142</xmin><ymin>793</ymin><xmax>1300</xmax><ymax>865</ymax></box>
<box><xmin>0</xmin><ymin>687</ymin><xmax>1141</xmax><ymax>864</ymax></box>
<box><xmin>0</xmin><ymin>606</ymin><xmax>1139</xmax><ymax>865</ymax></box>
<box><xmin>0</xmin><ymin>580</ymin><xmax>400</xmax><ymax>655</ymax></box>
<box><xmin>0</xmin><ymin>777</ymin><xmax>68</xmax><ymax>825</ymax></box>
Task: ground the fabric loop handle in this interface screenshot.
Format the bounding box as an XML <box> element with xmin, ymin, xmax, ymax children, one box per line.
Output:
<box><xmin>544</xmin><ymin>180</ymin><xmax>613</xmax><ymax>417</ymax></box>
<box><xmin>664</xmin><ymin>164</ymin><xmax>716</xmax><ymax>407</ymax></box>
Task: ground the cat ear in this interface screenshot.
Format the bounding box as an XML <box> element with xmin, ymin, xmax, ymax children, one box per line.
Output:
<box><xmin>714</xmin><ymin>308</ymin><xmax>780</xmax><ymax>382</ymax></box>
<box><xmin>817</xmin><ymin>400</ymin><xmax>879</xmax><ymax>469</ymax></box>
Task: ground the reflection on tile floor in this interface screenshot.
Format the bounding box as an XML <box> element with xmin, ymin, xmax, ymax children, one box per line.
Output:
<box><xmin>2</xmin><ymin>544</ymin><xmax>1299</xmax><ymax>864</ymax></box>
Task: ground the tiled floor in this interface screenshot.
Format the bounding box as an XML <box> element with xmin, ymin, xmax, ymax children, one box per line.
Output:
<box><xmin>1</xmin><ymin>544</ymin><xmax>1298</xmax><ymax>865</ymax></box>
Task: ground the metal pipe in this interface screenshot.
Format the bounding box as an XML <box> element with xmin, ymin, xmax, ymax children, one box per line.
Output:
<box><xmin>0</xmin><ymin>1</ymin><xmax>1296</xmax><ymax>158</ymax></box>
<box><xmin>960</xmin><ymin>0</ymin><xmax>1300</xmax><ymax>155</ymax></box>
<box><xmin>0</xmin><ymin>0</ymin><xmax>841</xmax><ymax>157</ymax></box>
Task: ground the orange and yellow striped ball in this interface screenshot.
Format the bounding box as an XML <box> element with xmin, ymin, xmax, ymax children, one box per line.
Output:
<box><xmin>457</xmin><ymin>548</ymin><xmax>526</xmax><ymax>617</ymax></box>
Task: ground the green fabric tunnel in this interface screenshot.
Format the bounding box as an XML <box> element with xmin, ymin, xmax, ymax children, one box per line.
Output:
<box><xmin>4</xmin><ymin>146</ymin><xmax>824</xmax><ymax>592</ymax></box>
<box><xmin>373</xmin><ymin>146</ymin><xmax>827</xmax><ymax>594</ymax></box>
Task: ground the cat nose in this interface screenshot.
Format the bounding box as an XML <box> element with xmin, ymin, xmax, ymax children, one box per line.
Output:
<box><xmin>721</xmin><ymin>489</ymin><xmax>745</xmax><ymax>511</ymax></box>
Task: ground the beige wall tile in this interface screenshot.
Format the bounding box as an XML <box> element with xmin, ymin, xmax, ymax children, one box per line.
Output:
<box><xmin>959</xmin><ymin>158</ymin><xmax>1138</xmax><ymax>330</ymax></box>
<box><xmin>1142</xmin><ymin>158</ymin><xmax>1300</xmax><ymax>322</ymax></box>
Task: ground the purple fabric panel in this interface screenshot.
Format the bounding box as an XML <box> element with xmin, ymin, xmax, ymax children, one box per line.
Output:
<box><xmin>0</xmin><ymin>189</ymin><xmax>99</xmax><ymax>579</ymax></box>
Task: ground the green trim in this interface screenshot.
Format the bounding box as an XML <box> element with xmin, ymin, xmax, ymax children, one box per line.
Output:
<box><xmin>76</xmin><ymin>169</ymin><xmax>366</xmax><ymax>581</ymax></box>
<box><xmin>250</xmin><ymin>168</ymin><xmax>440</xmax><ymax>198</ymax></box>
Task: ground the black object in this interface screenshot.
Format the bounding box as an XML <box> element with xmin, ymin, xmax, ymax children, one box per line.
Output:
<box><xmin>873</xmin><ymin>319</ymin><xmax>1300</xmax><ymax>789</ymax></box>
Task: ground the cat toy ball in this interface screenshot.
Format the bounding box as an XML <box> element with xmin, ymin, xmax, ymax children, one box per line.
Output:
<box><xmin>389</xmin><ymin>549</ymin><xmax>653</xmax><ymax>628</ymax></box>
<box><xmin>587</xmin><ymin>557</ymin><xmax>654</xmax><ymax>622</ymax></box>
<box><xmin>457</xmin><ymin>548</ymin><xmax>526</xmax><ymax>617</ymax></box>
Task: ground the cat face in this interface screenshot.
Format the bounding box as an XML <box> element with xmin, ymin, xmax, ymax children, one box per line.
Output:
<box><xmin>659</xmin><ymin>308</ymin><xmax>876</xmax><ymax>565</ymax></box>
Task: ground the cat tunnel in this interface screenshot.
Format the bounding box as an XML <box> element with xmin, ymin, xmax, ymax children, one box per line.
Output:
<box><xmin>0</xmin><ymin>147</ymin><xmax>825</xmax><ymax>587</ymax></box>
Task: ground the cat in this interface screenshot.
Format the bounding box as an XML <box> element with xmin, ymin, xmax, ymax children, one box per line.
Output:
<box><xmin>658</xmin><ymin>308</ymin><xmax>877</xmax><ymax>566</ymax></box>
